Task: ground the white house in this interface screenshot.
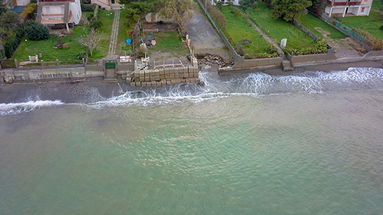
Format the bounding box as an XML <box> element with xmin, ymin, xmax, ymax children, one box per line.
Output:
<box><xmin>325</xmin><ymin>0</ymin><xmax>374</xmax><ymax>17</ymax></box>
<box><xmin>210</xmin><ymin>0</ymin><xmax>240</xmax><ymax>6</ymax></box>
<box><xmin>37</xmin><ymin>0</ymin><xmax>82</xmax><ymax>31</ymax></box>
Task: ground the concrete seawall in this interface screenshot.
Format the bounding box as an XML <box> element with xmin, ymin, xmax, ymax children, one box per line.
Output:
<box><xmin>287</xmin><ymin>49</ymin><xmax>336</xmax><ymax>66</ymax></box>
<box><xmin>0</xmin><ymin>67</ymin><xmax>104</xmax><ymax>84</ymax></box>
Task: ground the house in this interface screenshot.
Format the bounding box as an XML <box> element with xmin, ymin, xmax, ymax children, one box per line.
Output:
<box><xmin>210</xmin><ymin>0</ymin><xmax>240</xmax><ymax>6</ymax></box>
<box><xmin>36</xmin><ymin>0</ymin><xmax>82</xmax><ymax>31</ymax></box>
<box><xmin>91</xmin><ymin>0</ymin><xmax>121</xmax><ymax>10</ymax></box>
<box><xmin>324</xmin><ymin>0</ymin><xmax>373</xmax><ymax>17</ymax></box>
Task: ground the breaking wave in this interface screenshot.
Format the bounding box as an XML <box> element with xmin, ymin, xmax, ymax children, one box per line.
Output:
<box><xmin>1</xmin><ymin>67</ymin><xmax>383</xmax><ymax>114</ymax></box>
<box><xmin>0</xmin><ymin>100</ymin><xmax>64</xmax><ymax>116</ymax></box>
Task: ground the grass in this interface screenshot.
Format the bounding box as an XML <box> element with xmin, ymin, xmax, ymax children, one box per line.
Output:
<box><xmin>219</xmin><ymin>6</ymin><xmax>277</xmax><ymax>58</ymax></box>
<box><xmin>341</xmin><ymin>11</ymin><xmax>383</xmax><ymax>40</ymax></box>
<box><xmin>297</xmin><ymin>13</ymin><xmax>346</xmax><ymax>39</ymax></box>
<box><xmin>246</xmin><ymin>3</ymin><xmax>316</xmax><ymax>51</ymax></box>
<box><xmin>372</xmin><ymin>0</ymin><xmax>382</xmax><ymax>10</ymax></box>
<box><xmin>13</xmin><ymin>10</ymin><xmax>115</xmax><ymax>64</ymax></box>
<box><xmin>117</xmin><ymin>9</ymin><xmax>134</xmax><ymax>55</ymax></box>
<box><xmin>148</xmin><ymin>31</ymin><xmax>189</xmax><ymax>57</ymax></box>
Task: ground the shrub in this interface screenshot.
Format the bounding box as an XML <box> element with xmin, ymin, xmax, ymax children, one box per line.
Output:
<box><xmin>356</xmin><ymin>29</ymin><xmax>383</xmax><ymax>50</ymax></box>
<box><xmin>90</xmin><ymin>19</ymin><xmax>103</xmax><ymax>30</ymax></box>
<box><xmin>81</xmin><ymin>3</ymin><xmax>96</xmax><ymax>12</ymax></box>
<box><xmin>380</xmin><ymin>25</ymin><xmax>383</xmax><ymax>31</ymax></box>
<box><xmin>24</xmin><ymin>21</ymin><xmax>49</xmax><ymax>41</ymax></box>
<box><xmin>20</xmin><ymin>3</ymin><xmax>37</xmax><ymax>20</ymax></box>
<box><xmin>3</xmin><ymin>27</ymin><xmax>24</xmax><ymax>58</ymax></box>
<box><xmin>208</xmin><ymin>5</ymin><xmax>227</xmax><ymax>28</ymax></box>
<box><xmin>285</xmin><ymin>39</ymin><xmax>328</xmax><ymax>55</ymax></box>
<box><xmin>231</xmin><ymin>7</ymin><xmax>244</xmax><ymax>17</ymax></box>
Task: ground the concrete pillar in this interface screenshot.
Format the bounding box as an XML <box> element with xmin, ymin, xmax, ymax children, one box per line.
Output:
<box><xmin>342</xmin><ymin>6</ymin><xmax>347</xmax><ymax>17</ymax></box>
<box><xmin>366</xmin><ymin>6</ymin><xmax>371</xmax><ymax>16</ymax></box>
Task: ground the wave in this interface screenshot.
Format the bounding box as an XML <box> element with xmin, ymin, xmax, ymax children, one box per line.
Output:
<box><xmin>1</xmin><ymin>67</ymin><xmax>383</xmax><ymax>114</ymax></box>
<box><xmin>0</xmin><ymin>100</ymin><xmax>64</xmax><ymax>116</ymax></box>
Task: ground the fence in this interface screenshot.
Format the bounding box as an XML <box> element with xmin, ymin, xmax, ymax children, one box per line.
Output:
<box><xmin>319</xmin><ymin>14</ymin><xmax>371</xmax><ymax>50</ymax></box>
<box><xmin>195</xmin><ymin>0</ymin><xmax>243</xmax><ymax>64</ymax></box>
<box><xmin>292</xmin><ymin>20</ymin><xmax>321</xmax><ymax>41</ymax></box>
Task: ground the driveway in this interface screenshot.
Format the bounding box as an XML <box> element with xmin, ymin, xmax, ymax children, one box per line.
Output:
<box><xmin>186</xmin><ymin>10</ymin><xmax>231</xmax><ymax>61</ymax></box>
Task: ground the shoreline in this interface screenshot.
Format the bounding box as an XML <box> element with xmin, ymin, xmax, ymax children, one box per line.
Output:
<box><xmin>1</xmin><ymin>57</ymin><xmax>383</xmax><ymax>86</ymax></box>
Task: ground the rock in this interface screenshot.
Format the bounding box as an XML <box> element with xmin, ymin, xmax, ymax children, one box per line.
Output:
<box><xmin>198</xmin><ymin>54</ymin><xmax>228</xmax><ymax>68</ymax></box>
<box><xmin>3</xmin><ymin>76</ymin><xmax>14</xmax><ymax>84</ymax></box>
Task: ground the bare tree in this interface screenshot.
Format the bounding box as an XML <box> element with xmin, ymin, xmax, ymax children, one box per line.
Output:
<box><xmin>78</xmin><ymin>29</ymin><xmax>101</xmax><ymax>57</ymax></box>
<box><xmin>160</xmin><ymin>0</ymin><xmax>194</xmax><ymax>33</ymax></box>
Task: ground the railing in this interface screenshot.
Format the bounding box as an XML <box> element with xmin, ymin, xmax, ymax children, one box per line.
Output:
<box><xmin>39</xmin><ymin>0</ymin><xmax>75</xmax><ymax>2</ymax></box>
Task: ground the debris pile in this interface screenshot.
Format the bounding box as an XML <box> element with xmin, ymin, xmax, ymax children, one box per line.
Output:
<box><xmin>198</xmin><ymin>54</ymin><xmax>229</xmax><ymax>67</ymax></box>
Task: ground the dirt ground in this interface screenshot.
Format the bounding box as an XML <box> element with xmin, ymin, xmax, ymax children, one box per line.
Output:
<box><xmin>186</xmin><ymin>9</ymin><xmax>231</xmax><ymax>62</ymax></box>
<box><xmin>315</xmin><ymin>27</ymin><xmax>364</xmax><ymax>59</ymax></box>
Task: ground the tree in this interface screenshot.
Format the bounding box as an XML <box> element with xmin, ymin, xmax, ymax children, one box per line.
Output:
<box><xmin>159</xmin><ymin>0</ymin><xmax>194</xmax><ymax>33</ymax></box>
<box><xmin>0</xmin><ymin>11</ymin><xmax>21</xmax><ymax>30</ymax></box>
<box><xmin>24</xmin><ymin>20</ymin><xmax>49</xmax><ymax>40</ymax></box>
<box><xmin>78</xmin><ymin>29</ymin><xmax>101</xmax><ymax>57</ymax></box>
<box><xmin>271</xmin><ymin>0</ymin><xmax>312</xmax><ymax>22</ymax></box>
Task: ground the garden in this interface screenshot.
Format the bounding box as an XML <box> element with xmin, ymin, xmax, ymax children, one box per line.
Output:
<box><xmin>341</xmin><ymin>11</ymin><xmax>383</xmax><ymax>41</ymax></box>
<box><xmin>13</xmin><ymin>9</ymin><xmax>114</xmax><ymax>64</ymax></box>
<box><xmin>147</xmin><ymin>31</ymin><xmax>189</xmax><ymax>59</ymax></box>
<box><xmin>209</xmin><ymin>5</ymin><xmax>278</xmax><ymax>58</ymax></box>
<box><xmin>245</xmin><ymin>3</ymin><xmax>327</xmax><ymax>55</ymax></box>
<box><xmin>297</xmin><ymin>13</ymin><xmax>346</xmax><ymax>40</ymax></box>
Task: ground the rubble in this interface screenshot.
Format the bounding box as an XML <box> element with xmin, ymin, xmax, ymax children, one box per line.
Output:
<box><xmin>197</xmin><ymin>54</ymin><xmax>230</xmax><ymax>68</ymax></box>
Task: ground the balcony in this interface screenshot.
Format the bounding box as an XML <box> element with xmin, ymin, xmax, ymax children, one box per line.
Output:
<box><xmin>328</xmin><ymin>0</ymin><xmax>362</xmax><ymax>6</ymax></box>
<box><xmin>39</xmin><ymin>0</ymin><xmax>74</xmax><ymax>2</ymax></box>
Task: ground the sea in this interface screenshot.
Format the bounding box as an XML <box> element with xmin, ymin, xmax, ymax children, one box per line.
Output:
<box><xmin>1</xmin><ymin>67</ymin><xmax>383</xmax><ymax>214</ymax></box>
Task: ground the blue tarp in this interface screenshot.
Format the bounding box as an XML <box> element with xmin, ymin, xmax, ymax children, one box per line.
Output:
<box><xmin>12</xmin><ymin>6</ymin><xmax>26</xmax><ymax>13</ymax></box>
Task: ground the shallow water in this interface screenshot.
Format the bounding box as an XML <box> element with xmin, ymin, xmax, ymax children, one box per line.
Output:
<box><xmin>1</xmin><ymin>68</ymin><xmax>383</xmax><ymax>214</ymax></box>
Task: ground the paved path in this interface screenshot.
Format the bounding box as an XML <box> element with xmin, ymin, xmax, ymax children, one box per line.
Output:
<box><xmin>107</xmin><ymin>9</ymin><xmax>120</xmax><ymax>59</ymax></box>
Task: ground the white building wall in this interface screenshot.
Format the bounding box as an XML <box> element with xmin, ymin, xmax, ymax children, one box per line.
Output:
<box><xmin>16</xmin><ymin>0</ymin><xmax>30</xmax><ymax>6</ymax></box>
<box><xmin>69</xmin><ymin>0</ymin><xmax>82</xmax><ymax>25</ymax></box>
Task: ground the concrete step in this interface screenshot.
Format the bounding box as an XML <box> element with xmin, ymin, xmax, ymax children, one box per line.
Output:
<box><xmin>282</xmin><ymin>60</ymin><xmax>294</xmax><ymax>71</ymax></box>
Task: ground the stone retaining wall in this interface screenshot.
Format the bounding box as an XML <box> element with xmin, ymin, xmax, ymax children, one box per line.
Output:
<box><xmin>220</xmin><ymin>57</ymin><xmax>283</xmax><ymax>72</ymax></box>
<box><xmin>292</xmin><ymin>20</ymin><xmax>320</xmax><ymax>41</ymax></box>
<box><xmin>130</xmin><ymin>66</ymin><xmax>200</xmax><ymax>87</ymax></box>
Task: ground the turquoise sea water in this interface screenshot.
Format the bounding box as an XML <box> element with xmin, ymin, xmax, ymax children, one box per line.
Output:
<box><xmin>1</xmin><ymin>68</ymin><xmax>383</xmax><ymax>214</ymax></box>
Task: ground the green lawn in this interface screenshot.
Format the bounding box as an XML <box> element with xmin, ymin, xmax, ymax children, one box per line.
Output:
<box><xmin>149</xmin><ymin>31</ymin><xmax>189</xmax><ymax>57</ymax></box>
<box><xmin>219</xmin><ymin>6</ymin><xmax>277</xmax><ymax>58</ymax></box>
<box><xmin>14</xmin><ymin>10</ymin><xmax>114</xmax><ymax>64</ymax></box>
<box><xmin>118</xmin><ymin>9</ymin><xmax>134</xmax><ymax>55</ymax></box>
<box><xmin>246</xmin><ymin>3</ymin><xmax>316</xmax><ymax>51</ymax></box>
<box><xmin>341</xmin><ymin>11</ymin><xmax>383</xmax><ymax>40</ymax></box>
<box><xmin>372</xmin><ymin>0</ymin><xmax>382</xmax><ymax>10</ymax></box>
<box><xmin>297</xmin><ymin>14</ymin><xmax>346</xmax><ymax>39</ymax></box>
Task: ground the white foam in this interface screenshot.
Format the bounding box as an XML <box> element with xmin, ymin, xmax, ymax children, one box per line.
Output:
<box><xmin>0</xmin><ymin>100</ymin><xmax>64</xmax><ymax>116</ymax></box>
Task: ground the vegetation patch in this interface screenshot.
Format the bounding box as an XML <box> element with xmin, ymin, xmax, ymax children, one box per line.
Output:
<box><xmin>297</xmin><ymin>13</ymin><xmax>346</xmax><ymax>39</ymax></box>
<box><xmin>13</xmin><ymin>10</ymin><xmax>114</xmax><ymax>64</ymax></box>
<box><xmin>215</xmin><ymin>6</ymin><xmax>278</xmax><ymax>58</ymax></box>
<box><xmin>147</xmin><ymin>31</ymin><xmax>189</xmax><ymax>57</ymax></box>
<box><xmin>341</xmin><ymin>11</ymin><xmax>383</xmax><ymax>41</ymax></box>
<box><xmin>246</xmin><ymin>3</ymin><xmax>327</xmax><ymax>55</ymax></box>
